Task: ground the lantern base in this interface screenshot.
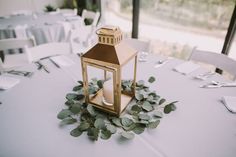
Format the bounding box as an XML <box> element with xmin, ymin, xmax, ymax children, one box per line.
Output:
<box><xmin>89</xmin><ymin>89</ymin><xmax>133</xmax><ymax>115</ymax></box>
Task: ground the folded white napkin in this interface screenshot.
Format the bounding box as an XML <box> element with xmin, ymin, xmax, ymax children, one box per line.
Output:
<box><xmin>50</xmin><ymin>56</ymin><xmax>74</xmax><ymax>67</ymax></box>
<box><xmin>222</xmin><ymin>96</ymin><xmax>236</xmax><ymax>113</ymax></box>
<box><xmin>0</xmin><ymin>76</ymin><xmax>20</xmax><ymax>90</ymax></box>
<box><xmin>173</xmin><ymin>61</ymin><xmax>200</xmax><ymax>75</ymax></box>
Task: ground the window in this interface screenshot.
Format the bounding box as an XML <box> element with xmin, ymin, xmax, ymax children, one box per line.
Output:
<box><xmin>104</xmin><ymin>0</ymin><xmax>235</xmax><ymax>60</ymax></box>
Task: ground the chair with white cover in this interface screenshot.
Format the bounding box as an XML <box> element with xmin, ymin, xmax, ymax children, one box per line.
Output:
<box><xmin>81</xmin><ymin>9</ymin><xmax>100</xmax><ymax>46</ymax></box>
<box><xmin>25</xmin><ymin>42</ymin><xmax>72</xmax><ymax>62</ymax></box>
<box><xmin>67</xmin><ymin>28</ymin><xmax>96</xmax><ymax>54</ymax></box>
<box><xmin>14</xmin><ymin>25</ymin><xmax>28</xmax><ymax>38</ymax></box>
<box><xmin>124</xmin><ymin>38</ymin><xmax>151</xmax><ymax>52</ymax></box>
<box><xmin>81</xmin><ymin>9</ymin><xmax>100</xmax><ymax>27</ymax></box>
<box><xmin>0</xmin><ymin>37</ymin><xmax>36</xmax><ymax>69</ymax></box>
<box><xmin>189</xmin><ymin>48</ymin><xmax>236</xmax><ymax>80</ymax></box>
<box><xmin>56</xmin><ymin>8</ymin><xmax>77</xmax><ymax>16</ymax></box>
<box><xmin>124</xmin><ymin>38</ymin><xmax>151</xmax><ymax>62</ymax></box>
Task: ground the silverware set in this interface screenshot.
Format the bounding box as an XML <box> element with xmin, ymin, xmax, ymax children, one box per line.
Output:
<box><xmin>194</xmin><ymin>71</ymin><xmax>215</xmax><ymax>80</ymax></box>
<box><xmin>0</xmin><ymin>69</ymin><xmax>34</xmax><ymax>77</ymax></box>
<box><xmin>200</xmin><ymin>80</ymin><xmax>236</xmax><ymax>88</ymax></box>
<box><xmin>35</xmin><ymin>61</ymin><xmax>50</xmax><ymax>73</ymax></box>
<box><xmin>7</xmin><ymin>70</ymin><xmax>34</xmax><ymax>77</ymax></box>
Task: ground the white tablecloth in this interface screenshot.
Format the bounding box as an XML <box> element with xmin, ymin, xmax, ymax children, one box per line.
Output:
<box><xmin>0</xmin><ymin>54</ymin><xmax>235</xmax><ymax>157</ymax></box>
<box><xmin>0</xmin><ymin>13</ymin><xmax>83</xmax><ymax>45</ymax></box>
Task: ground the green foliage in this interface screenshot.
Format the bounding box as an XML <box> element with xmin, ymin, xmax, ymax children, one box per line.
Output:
<box><xmin>61</xmin><ymin>0</ymin><xmax>77</xmax><ymax>9</ymax></box>
<box><xmin>148</xmin><ymin>76</ymin><xmax>156</xmax><ymax>83</ymax></box>
<box><xmin>57</xmin><ymin>77</ymin><xmax>177</xmax><ymax>141</ymax></box>
<box><xmin>44</xmin><ymin>4</ymin><xmax>57</xmax><ymax>12</ymax></box>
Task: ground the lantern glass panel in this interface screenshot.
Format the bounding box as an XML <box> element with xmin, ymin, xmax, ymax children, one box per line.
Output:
<box><xmin>86</xmin><ymin>64</ymin><xmax>116</xmax><ymax>111</ymax></box>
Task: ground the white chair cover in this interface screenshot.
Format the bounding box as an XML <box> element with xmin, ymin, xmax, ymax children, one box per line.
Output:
<box><xmin>14</xmin><ymin>25</ymin><xmax>28</xmax><ymax>38</ymax></box>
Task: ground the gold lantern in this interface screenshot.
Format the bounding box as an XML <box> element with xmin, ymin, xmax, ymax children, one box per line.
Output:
<box><xmin>81</xmin><ymin>26</ymin><xmax>138</xmax><ymax>116</ymax></box>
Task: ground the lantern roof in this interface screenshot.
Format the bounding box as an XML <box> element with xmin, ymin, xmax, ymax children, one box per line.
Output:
<box><xmin>82</xmin><ymin>41</ymin><xmax>137</xmax><ymax>66</ymax></box>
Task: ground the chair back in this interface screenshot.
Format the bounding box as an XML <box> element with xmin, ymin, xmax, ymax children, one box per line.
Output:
<box><xmin>14</xmin><ymin>25</ymin><xmax>28</xmax><ymax>38</ymax></box>
<box><xmin>0</xmin><ymin>37</ymin><xmax>35</xmax><ymax>51</ymax></box>
<box><xmin>82</xmin><ymin>9</ymin><xmax>100</xmax><ymax>27</ymax></box>
<box><xmin>189</xmin><ymin>48</ymin><xmax>236</xmax><ymax>80</ymax></box>
<box><xmin>25</xmin><ymin>42</ymin><xmax>72</xmax><ymax>62</ymax></box>
<box><xmin>124</xmin><ymin>38</ymin><xmax>151</xmax><ymax>52</ymax></box>
<box><xmin>68</xmin><ymin>28</ymin><xmax>95</xmax><ymax>54</ymax></box>
<box><xmin>0</xmin><ymin>37</ymin><xmax>36</xmax><ymax>69</ymax></box>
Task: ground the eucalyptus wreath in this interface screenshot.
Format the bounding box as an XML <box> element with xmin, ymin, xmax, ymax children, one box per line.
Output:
<box><xmin>57</xmin><ymin>76</ymin><xmax>177</xmax><ymax>141</ymax></box>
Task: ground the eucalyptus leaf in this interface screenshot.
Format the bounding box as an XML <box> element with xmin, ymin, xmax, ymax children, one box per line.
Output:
<box><xmin>139</xmin><ymin>120</ymin><xmax>149</xmax><ymax>125</ymax></box>
<box><xmin>97</xmin><ymin>80</ymin><xmax>103</xmax><ymax>88</ymax></box>
<box><xmin>57</xmin><ymin>109</ymin><xmax>72</xmax><ymax>119</ymax></box>
<box><xmin>73</xmin><ymin>85</ymin><xmax>82</xmax><ymax>91</ymax></box>
<box><xmin>164</xmin><ymin>104</ymin><xmax>172</xmax><ymax>114</ymax></box>
<box><xmin>70</xmin><ymin>104</ymin><xmax>81</xmax><ymax>114</ymax></box>
<box><xmin>121</xmin><ymin>117</ymin><xmax>133</xmax><ymax>127</ymax></box>
<box><xmin>149</xmin><ymin>92</ymin><xmax>157</xmax><ymax>97</ymax></box>
<box><xmin>132</xmin><ymin>115</ymin><xmax>139</xmax><ymax>121</ymax></box>
<box><xmin>122</xmin><ymin>123</ymin><xmax>136</xmax><ymax>131</ymax></box>
<box><xmin>94</xmin><ymin>118</ymin><xmax>106</xmax><ymax>129</ymax></box>
<box><xmin>148</xmin><ymin>76</ymin><xmax>156</xmax><ymax>83</ymax></box>
<box><xmin>164</xmin><ymin>103</ymin><xmax>177</xmax><ymax>114</ymax></box>
<box><xmin>80</xmin><ymin>112</ymin><xmax>92</xmax><ymax>122</ymax></box>
<box><xmin>78</xmin><ymin>121</ymin><xmax>90</xmax><ymax>131</ymax></box>
<box><xmin>135</xmin><ymin>92</ymin><xmax>144</xmax><ymax>101</ymax></box>
<box><xmin>138</xmin><ymin>114</ymin><xmax>151</xmax><ymax>121</ymax></box>
<box><xmin>70</xmin><ymin>128</ymin><xmax>83</xmax><ymax>137</ymax></box>
<box><xmin>65</xmin><ymin>100</ymin><xmax>74</xmax><ymax>107</ymax></box>
<box><xmin>121</xmin><ymin>131</ymin><xmax>135</xmax><ymax>139</ymax></box>
<box><xmin>133</xmin><ymin>124</ymin><xmax>145</xmax><ymax>134</ymax></box>
<box><xmin>130</xmin><ymin>105</ymin><xmax>142</xmax><ymax>115</ymax></box>
<box><xmin>88</xmin><ymin>86</ymin><xmax>97</xmax><ymax>95</ymax></box>
<box><xmin>147</xmin><ymin>120</ymin><xmax>160</xmax><ymax>129</ymax></box>
<box><xmin>111</xmin><ymin>117</ymin><xmax>122</xmax><ymax>127</ymax></box>
<box><xmin>66</xmin><ymin>93</ymin><xmax>78</xmax><ymax>101</ymax></box>
<box><xmin>76</xmin><ymin>94</ymin><xmax>85</xmax><ymax>100</ymax></box>
<box><xmin>153</xmin><ymin>111</ymin><xmax>163</xmax><ymax>118</ymax></box>
<box><xmin>106</xmin><ymin>124</ymin><xmax>117</xmax><ymax>134</ymax></box>
<box><xmin>87</xmin><ymin>127</ymin><xmax>99</xmax><ymax>141</ymax></box>
<box><xmin>61</xmin><ymin>117</ymin><xmax>77</xmax><ymax>124</ymax></box>
<box><xmin>78</xmin><ymin>80</ymin><xmax>83</xmax><ymax>85</ymax></box>
<box><xmin>137</xmin><ymin>80</ymin><xmax>145</xmax><ymax>86</ymax></box>
<box><xmin>100</xmin><ymin>130</ymin><xmax>112</xmax><ymax>140</ymax></box>
<box><xmin>87</xmin><ymin>104</ymin><xmax>97</xmax><ymax>116</ymax></box>
<box><xmin>171</xmin><ymin>103</ymin><xmax>177</xmax><ymax>111</ymax></box>
<box><xmin>147</xmin><ymin>95</ymin><xmax>154</xmax><ymax>101</ymax></box>
<box><xmin>142</xmin><ymin>101</ymin><xmax>153</xmax><ymax>112</ymax></box>
<box><xmin>159</xmin><ymin>98</ymin><xmax>166</xmax><ymax>105</ymax></box>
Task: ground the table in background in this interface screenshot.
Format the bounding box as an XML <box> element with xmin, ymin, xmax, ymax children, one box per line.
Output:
<box><xmin>0</xmin><ymin>12</ymin><xmax>83</xmax><ymax>45</ymax></box>
<box><xmin>0</xmin><ymin>54</ymin><xmax>235</xmax><ymax>157</ymax></box>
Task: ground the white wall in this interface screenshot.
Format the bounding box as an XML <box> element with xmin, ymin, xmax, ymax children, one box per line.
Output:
<box><xmin>0</xmin><ymin>0</ymin><xmax>64</xmax><ymax>16</ymax></box>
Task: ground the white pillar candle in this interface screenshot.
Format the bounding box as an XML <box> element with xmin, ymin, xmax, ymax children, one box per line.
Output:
<box><xmin>103</xmin><ymin>79</ymin><xmax>114</xmax><ymax>106</ymax></box>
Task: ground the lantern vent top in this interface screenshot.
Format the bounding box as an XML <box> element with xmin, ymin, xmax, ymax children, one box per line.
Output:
<box><xmin>96</xmin><ymin>26</ymin><xmax>123</xmax><ymax>45</ymax></box>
